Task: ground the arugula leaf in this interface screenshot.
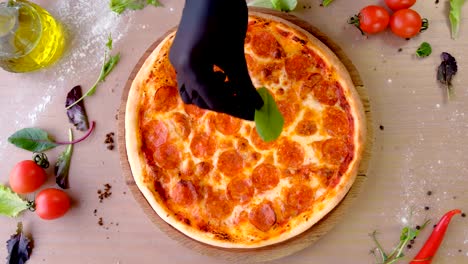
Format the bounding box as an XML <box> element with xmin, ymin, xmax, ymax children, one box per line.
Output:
<box><xmin>55</xmin><ymin>129</ymin><xmax>74</xmax><ymax>189</ymax></box>
<box><xmin>66</xmin><ymin>37</ymin><xmax>120</xmax><ymax>110</ymax></box>
<box><xmin>449</xmin><ymin>0</ymin><xmax>466</xmax><ymax>39</ymax></box>
<box><xmin>6</xmin><ymin>222</ymin><xmax>32</xmax><ymax>264</ymax></box>
<box><xmin>0</xmin><ymin>185</ymin><xmax>28</xmax><ymax>217</ymax></box>
<box><xmin>110</xmin><ymin>0</ymin><xmax>161</xmax><ymax>14</ymax></box>
<box><xmin>254</xmin><ymin>87</ymin><xmax>284</xmax><ymax>142</ymax></box>
<box><xmin>416</xmin><ymin>42</ymin><xmax>432</xmax><ymax>58</ymax></box>
<box><xmin>106</xmin><ymin>34</ymin><xmax>113</xmax><ymax>50</ymax></box>
<box><xmin>66</xmin><ymin>85</ymin><xmax>90</xmax><ymax>131</ymax></box>
<box><xmin>248</xmin><ymin>0</ymin><xmax>297</xmax><ymax>11</ymax></box>
<box><xmin>437</xmin><ymin>52</ymin><xmax>458</xmax><ymax>99</ymax></box>
<box><xmin>8</xmin><ymin>128</ymin><xmax>58</xmax><ymax>152</ymax></box>
<box><xmin>322</xmin><ymin>0</ymin><xmax>334</xmax><ymax>6</ymax></box>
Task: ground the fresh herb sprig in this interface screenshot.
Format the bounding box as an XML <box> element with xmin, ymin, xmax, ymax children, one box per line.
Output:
<box><xmin>322</xmin><ymin>0</ymin><xmax>334</xmax><ymax>7</ymax></box>
<box><xmin>8</xmin><ymin>121</ymin><xmax>96</xmax><ymax>152</ymax></box>
<box><xmin>248</xmin><ymin>0</ymin><xmax>297</xmax><ymax>12</ymax></box>
<box><xmin>66</xmin><ymin>36</ymin><xmax>120</xmax><ymax>110</ymax></box>
<box><xmin>55</xmin><ymin>129</ymin><xmax>74</xmax><ymax>189</ymax></box>
<box><xmin>437</xmin><ymin>52</ymin><xmax>458</xmax><ymax>100</ymax></box>
<box><xmin>371</xmin><ymin>219</ymin><xmax>430</xmax><ymax>264</ymax></box>
<box><xmin>110</xmin><ymin>0</ymin><xmax>162</xmax><ymax>14</ymax></box>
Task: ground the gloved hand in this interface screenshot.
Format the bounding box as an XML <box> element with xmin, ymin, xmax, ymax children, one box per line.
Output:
<box><xmin>169</xmin><ymin>0</ymin><xmax>263</xmax><ymax>120</ymax></box>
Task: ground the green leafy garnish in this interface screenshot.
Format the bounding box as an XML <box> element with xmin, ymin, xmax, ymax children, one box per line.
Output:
<box><xmin>6</xmin><ymin>222</ymin><xmax>33</xmax><ymax>264</ymax></box>
<box><xmin>416</xmin><ymin>42</ymin><xmax>432</xmax><ymax>58</ymax></box>
<box><xmin>322</xmin><ymin>0</ymin><xmax>334</xmax><ymax>6</ymax></box>
<box><xmin>106</xmin><ymin>34</ymin><xmax>113</xmax><ymax>50</ymax></box>
<box><xmin>8</xmin><ymin>122</ymin><xmax>96</xmax><ymax>152</ymax></box>
<box><xmin>0</xmin><ymin>185</ymin><xmax>28</xmax><ymax>217</ymax></box>
<box><xmin>8</xmin><ymin>128</ymin><xmax>58</xmax><ymax>152</ymax></box>
<box><xmin>371</xmin><ymin>219</ymin><xmax>430</xmax><ymax>264</ymax></box>
<box><xmin>66</xmin><ymin>37</ymin><xmax>120</xmax><ymax>110</ymax></box>
<box><xmin>254</xmin><ymin>87</ymin><xmax>284</xmax><ymax>142</ymax></box>
<box><xmin>249</xmin><ymin>0</ymin><xmax>297</xmax><ymax>11</ymax></box>
<box><xmin>449</xmin><ymin>0</ymin><xmax>466</xmax><ymax>39</ymax></box>
<box><xmin>110</xmin><ymin>0</ymin><xmax>162</xmax><ymax>14</ymax></box>
<box><xmin>55</xmin><ymin>129</ymin><xmax>74</xmax><ymax>189</ymax></box>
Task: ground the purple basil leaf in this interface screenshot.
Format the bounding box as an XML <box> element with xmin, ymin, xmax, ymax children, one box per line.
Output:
<box><xmin>6</xmin><ymin>222</ymin><xmax>32</xmax><ymax>264</ymax></box>
<box><xmin>66</xmin><ymin>86</ymin><xmax>90</xmax><ymax>131</ymax></box>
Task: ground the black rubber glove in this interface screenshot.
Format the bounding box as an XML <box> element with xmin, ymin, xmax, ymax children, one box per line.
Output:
<box><xmin>169</xmin><ymin>0</ymin><xmax>263</xmax><ymax>120</ymax></box>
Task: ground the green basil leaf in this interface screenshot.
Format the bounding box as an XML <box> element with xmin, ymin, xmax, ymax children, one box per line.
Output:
<box><xmin>271</xmin><ymin>0</ymin><xmax>297</xmax><ymax>11</ymax></box>
<box><xmin>248</xmin><ymin>0</ymin><xmax>274</xmax><ymax>9</ymax></box>
<box><xmin>110</xmin><ymin>0</ymin><xmax>161</xmax><ymax>14</ymax></box>
<box><xmin>254</xmin><ymin>87</ymin><xmax>284</xmax><ymax>142</ymax></box>
<box><xmin>147</xmin><ymin>0</ymin><xmax>162</xmax><ymax>7</ymax></box>
<box><xmin>0</xmin><ymin>185</ymin><xmax>28</xmax><ymax>217</ymax></box>
<box><xmin>416</xmin><ymin>42</ymin><xmax>432</xmax><ymax>58</ymax></box>
<box><xmin>322</xmin><ymin>0</ymin><xmax>334</xmax><ymax>6</ymax></box>
<box><xmin>449</xmin><ymin>0</ymin><xmax>466</xmax><ymax>39</ymax></box>
<box><xmin>55</xmin><ymin>129</ymin><xmax>74</xmax><ymax>189</ymax></box>
<box><xmin>6</xmin><ymin>222</ymin><xmax>32</xmax><ymax>264</ymax></box>
<box><xmin>8</xmin><ymin>128</ymin><xmax>58</xmax><ymax>152</ymax></box>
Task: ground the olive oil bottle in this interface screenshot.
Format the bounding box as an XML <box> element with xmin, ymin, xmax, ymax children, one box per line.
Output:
<box><xmin>0</xmin><ymin>0</ymin><xmax>65</xmax><ymax>73</ymax></box>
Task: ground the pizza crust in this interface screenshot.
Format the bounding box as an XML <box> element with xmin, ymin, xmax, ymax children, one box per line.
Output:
<box><xmin>126</xmin><ymin>12</ymin><xmax>366</xmax><ymax>248</ymax></box>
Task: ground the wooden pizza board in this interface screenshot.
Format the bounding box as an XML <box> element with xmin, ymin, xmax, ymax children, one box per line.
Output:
<box><xmin>117</xmin><ymin>8</ymin><xmax>373</xmax><ymax>263</ymax></box>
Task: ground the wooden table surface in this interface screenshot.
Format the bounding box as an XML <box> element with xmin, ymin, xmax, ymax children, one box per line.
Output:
<box><xmin>1</xmin><ymin>1</ymin><xmax>467</xmax><ymax>263</ymax></box>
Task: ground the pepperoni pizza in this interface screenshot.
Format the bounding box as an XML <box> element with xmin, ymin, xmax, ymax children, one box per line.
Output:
<box><xmin>125</xmin><ymin>13</ymin><xmax>366</xmax><ymax>248</ymax></box>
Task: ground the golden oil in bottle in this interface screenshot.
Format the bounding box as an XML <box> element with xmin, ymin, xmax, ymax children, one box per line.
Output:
<box><xmin>0</xmin><ymin>0</ymin><xmax>65</xmax><ymax>73</ymax></box>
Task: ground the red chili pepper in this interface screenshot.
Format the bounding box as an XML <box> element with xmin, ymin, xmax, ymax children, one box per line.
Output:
<box><xmin>410</xmin><ymin>209</ymin><xmax>461</xmax><ymax>264</ymax></box>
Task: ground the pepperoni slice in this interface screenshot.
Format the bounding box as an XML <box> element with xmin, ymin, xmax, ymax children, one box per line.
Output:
<box><xmin>277</xmin><ymin>139</ymin><xmax>305</xmax><ymax>168</ymax></box>
<box><xmin>250</xmin><ymin>128</ymin><xmax>275</xmax><ymax>150</ymax></box>
<box><xmin>323</xmin><ymin>106</ymin><xmax>349</xmax><ymax>138</ymax></box>
<box><xmin>313</xmin><ymin>80</ymin><xmax>339</xmax><ymax>106</ymax></box>
<box><xmin>250</xmin><ymin>30</ymin><xmax>284</xmax><ymax>59</ymax></box>
<box><xmin>154</xmin><ymin>142</ymin><xmax>181</xmax><ymax>169</ymax></box>
<box><xmin>171</xmin><ymin>180</ymin><xmax>198</xmax><ymax>206</ymax></box>
<box><xmin>171</xmin><ymin>112</ymin><xmax>191</xmax><ymax>139</ymax></box>
<box><xmin>153</xmin><ymin>85</ymin><xmax>179</xmax><ymax>112</ymax></box>
<box><xmin>214</xmin><ymin>113</ymin><xmax>241</xmax><ymax>135</ymax></box>
<box><xmin>286</xmin><ymin>185</ymin><xmax>315</xmax><ymax>214</ymax></box>
<box><xmin>184</xmin><ymin>103</ymin><xmax>206</xmax><ymax>118</ymax></box>
<box><xmin>277</xmin><ymin>100</ymin><xmax>299</xmax><ymax>128</ymax></box>
<box><xmin>142</xmin><ymin>120</ymin><xmax>168</xmax><ymax>151</ymax></box>
<box><xmin>249</xmin><ymin>201</ymin><xmax>276</xmax><ymax>232</ymax></box>
<box><xmin>285</xmin><ymin>54</ymin><xmax>313</xmax><ymax>81</ymax></box>
<box><xmin>195</xmin><ymin>161</ymin><xmax>212</xmax><ymax>177</ymax></box>
<box><xmin>295</xmin><ymin>118</ymin><xmax>317</xmax><ymax>136</ymax></box>
<box><xmin>252</xmin><ymin>163</ymin><xmax>280</xmax><ymax>192</ymax></box>
<box><xmin>190</xmin><ymin>132</ymin><xmax>216</xmax><ymax>158</ymax></box>
<box><xmin>217</xmin><ymin>150</ymin><xmax>243</xmax><ymax>177</ymax></box>
<box><xmin>260</xmin><ymin>62</ymin><xmax>283</xmax><ymax>84</ymax></box>
<box><xmin>205</xmin><ymin>190</ymin><xmax>233</xmax><ymax>219</ymax></box>
<box><xmin>300</xmin><ymin>73</ymin><xmax>323</xmax><ymax>99</ymax></box>
<box><xmin>322</xmin><ymin>138</ymin><xmax>349</xmax><ymax>166</ymax></box>
<box><xmin>227</xmin><ymin>177</ymin><xmax>254</xmax><ymax>204</ymax></box>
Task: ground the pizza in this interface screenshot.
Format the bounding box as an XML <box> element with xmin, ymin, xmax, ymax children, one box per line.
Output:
<box><xmin>125</xmin><ymin>12</ymin><xmax>366</xmax><ymax>248</ymax></box>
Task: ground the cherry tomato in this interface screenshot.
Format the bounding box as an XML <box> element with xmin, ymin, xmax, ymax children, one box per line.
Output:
<box><xmin>385</xmin><ymin>0</ymin><xmax>416</xmax><ymax>11</ymax></box>
<box><xmin>356</xmin><ymin>6</ymin><xmax>390</xmax><ymax>34</ymax></box>
<box><xmin>35</xmin><ymin>188</ymin><xmax>71</xmax><ymax>220</ymax></box>
<box><xmin>390</xmin><ymin>9</ymin><xmax>423</xmax><ymax>38</ymax></box>
<box><xmin>9</xmin><ymin>160</ymin><xmax>47</xmax><ymax>194</ymax></box>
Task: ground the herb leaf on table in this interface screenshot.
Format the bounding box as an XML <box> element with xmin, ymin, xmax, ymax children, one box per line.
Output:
<box><xmin>0</xmin><ymin>185</ymin><xmax>28</xmax><ymax>217</ymax></box>
<box><xmin>110</xmin><ymin>0</ymin><xmax>162</xmax><ymax>14</ymax></box>
<box><xmin>437</xmin><ymin>52</ymin><xmax>458</xmax><ymax>100</ymax></box>
<box><xmin>55</xmin><ymin>129</ymin><xmax>74</xmax><ymax>189</ymax></box>
<box><xmin>6</xmin><ymin>222</ymin><xmax>32</xmax><ymax>264</ymax></box>
<box><xmin>416</xmin><ymin>42</ymin><xmax>432</xmax><ymax>58</ymax></box>
<box><xmin>249</xmin><ymin>0</ymin><xmax>297</xmax><ymax>11</ymax></box>
<box><xmin>66</xmin><ymin>85</ymin><xmax>90</xmax><ymax>131</ymax></box>
<box><xmin>322</xmin><ymin>0</ymin><xmax>334</xmax><ymax>6</ymax></box>
<box><xmin>66</xmin><ymin>37</ymin><xmax>120</xmax><ymax>110</ymax></box>
<box><xmin>8</xmin><ymin>122</ymin><xmax>96</xmax><ymax>152</ymax></box>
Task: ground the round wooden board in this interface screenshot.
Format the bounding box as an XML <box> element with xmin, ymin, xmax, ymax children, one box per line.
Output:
<box><xmin>117</xmin><ymin>8</ymin><xmax>373</xmax><ymax>263</ymax></box>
